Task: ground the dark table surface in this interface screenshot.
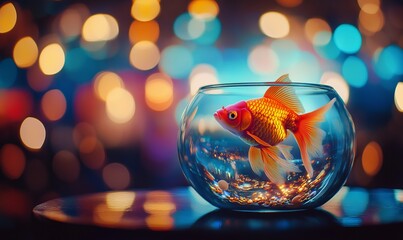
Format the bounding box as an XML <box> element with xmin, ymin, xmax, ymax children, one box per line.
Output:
<box><xmin>28</xmin><ymin>186</ymin><xmax>403</xmax><ymax>240</ymax></box>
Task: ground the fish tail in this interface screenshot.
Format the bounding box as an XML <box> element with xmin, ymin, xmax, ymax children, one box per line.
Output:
<box><xmin>248</xmin><ymin>145</ymin><xmax>300</xmax><ymax>185</ymax></box>
<box><xmin>293</xmin><ymin>98</ymin><xmax>336</xmax><ymax>178</ymax></box>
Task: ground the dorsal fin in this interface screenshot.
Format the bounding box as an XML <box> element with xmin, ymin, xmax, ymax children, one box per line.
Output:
<box><xmin>264</xmin><ymin>74</ymin><xmax>304</xmax><ymax>113</ymax></box>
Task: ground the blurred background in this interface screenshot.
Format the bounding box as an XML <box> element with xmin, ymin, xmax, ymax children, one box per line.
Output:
<box><xmin>0</xmin><ymin>0</ymin><xmax>402</xmax><ymax>226</ymax></box>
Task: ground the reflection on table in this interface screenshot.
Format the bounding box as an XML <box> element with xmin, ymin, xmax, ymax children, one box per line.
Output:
<box><xmin>33</xmin><ymin>186</ymin><xmax>403</xmax><ymax>239</ymax></box>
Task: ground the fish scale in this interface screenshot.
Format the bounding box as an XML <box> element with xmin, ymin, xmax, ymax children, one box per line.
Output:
<box><xmin>246</xmin><ymin>97</ymin><xmax>298</xmax><ymax>146</ymax></box>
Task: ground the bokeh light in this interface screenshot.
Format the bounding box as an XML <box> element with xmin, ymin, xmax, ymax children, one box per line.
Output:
<box><xmin>93</xmin><ymin>71</ymin><xmax>124</xmax><ymax>101</ymax></box>
<box><xmin>358</xmin><ymin>0</ymin><xmax>380</xmax><ymax>14</ymax></box>
<box><xmin>259</xmin><ymin>12</ymin><xmax>290</xmax><ymax>38</ymax></box>
<box><xmin>129</xmin><ymin>20</ymin><xmax>159</xmax><ymax>43</ymax></box>
<box><xmin>102</xmin><ymin>163</ymin><xmax>131</xmax><ymax>190</ymax></box>
<box><xmin>41</xmin><ymin>89</ymin><xmax>67</xmax><ymax>121</ymax></box>
<box><xmin>0</xmin><ymin>144</ymin><xmax>26</xmax><ymax>180</ymax></box>
<box><xmin>248</xmin><ymin>45</ymin><xmax>279</xmax><ymax>75</ymax></box>
<box><xmin>194</xmin><ymin>17</ymin><xmax>221</xmax><ymax>45</ymax></box>
<box><xmin>59</xmin><ymin>4</ymin><xmax>89</xmax><ymax>39</ymax></box>
<box><xmin>106</xmin><ymin>88</ymin><xmax>136</xmax><ymax>124</ymax></box>
<box><xmin>362</xmin><ymin>141</ymin><xmax>383</xmax><ymax>177</ymax></box>
<box><xmin>342</xmin><ymin>56</ymin><xmax>368</xmax><ymax>88</ymax></box>
<box><xmin>0</xmin><ymin>89</ymin><xmax>33</xmax><ymax>122</ymax></box>
<box><xmin>145</xmin><ymin>73</ymin><xmax>174</xmax><ymax>111</ymax></box>
<box><xmin>334</xmin><ymin>24</ymin><xmax>362</xmax><ymax>54</ymax></box>
<box><xmin>0</xmin><ymin>2</ymin><xmax>17</xmax><ymax>33</ymax></box>
<box><xmin>52</xmin><ymin>150</ymin><xmax>80</xmax><ymax>183</ymax></box>
<box><xmin>19</xmin><ymin>117</ymin><xmax>46</xmax><ymax>150</ymax></box>
<box><xmin>13</xmin><ymin>37</ymin><xmax>38</xmax><ymax>68</ymax></box>
<box><xmin>174</xmin><ymin>13</ymin><xmax>205</xmax><ymax>41</ymax></box>
<box><xmin>129</xmin><ymin>41</ymin><xmax>160</xmax><ymax>70</ymax></box>
<box><xmin>358</xmin><ymin>8</ymin><xmax>384</xmax><ymax>35</ymax></box>
<box><xmin>79</xmin><ymin>136</ymin><xmax>106</xmax><ymax>169</ymax></box>
<box><xmin>373</xmin><ymin>45</ymin><xmax>403</xmax><ymax>80</ymax></box>
<box><xmin>188</xmin><ymin>0</ymin><xmax>219</xmax><ymax>20</ymax></box>
<box><xmin>27</xmin><ymin>64</ymin><xmax>53</xmax><ymax>91</ymax></box>
<box><xmin>304</xmin><ymin>18</ymin><xmax>331</xmax><ymax>44</ymax></box>
<box><xmin>131</xmin><ymin>0</ymin><xmax>160</xmax><ymax>22</ymax></box>
<box><xmin>159</xmin><ymin>45</ymin><xmax>193</xmax><ymax>79</ymax></box>
<box><xmin>276</xmin><ymin>0</ymin><xmax>303</xmax><ymax>7</ymax></box>
<box><xmin>189</xmin><ymin>64</ymin><xmax>219</xmax><ymax>95</ymax></box>
<box><xmin>0</xmin><ymin>58</ymin><xmax>18</xmax><ymax>88</ymax></box>
<box><xmin>82</xmin><ymin>14</ymin><xmax>119</xmax><ymax>42</ymax></box>
<box><xmin>320</xmin><ymin>72</ymin><xmax>350</xmax><ymax>103</ymax></box>
<box><xmin>39</xmin><ymin>43</ymin><xmax>65</xmax><ymax>75</ymax></box>
<box><xmin>289</xmin><ymin>51</ymin><xmax>321</xmax><ymax>83</ymax></box>
<box><xmin>395</xmin><ymin>82</ymin><xmax>403</xmax><ymax>112</ymax></box>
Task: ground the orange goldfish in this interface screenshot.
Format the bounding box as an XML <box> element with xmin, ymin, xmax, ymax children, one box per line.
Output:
<box><xmin>214</xmin><ymin>74</ymin><xmax>335</xmax><ymax>184</ymax></box>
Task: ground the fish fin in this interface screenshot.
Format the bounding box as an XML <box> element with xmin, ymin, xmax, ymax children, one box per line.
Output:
<box><xmin>277</xmin><ymin>144</ymin><xmax>293</xmax><ymax>160</ymax></box>
<box><xmin>248</xmin><ymin>145</ymin><xmax>300</xmax><ymax>184</ymax></box>
<box><xmin>260</xmin><ymin>146</ymin><xmax>300</xmax><ymax>184</ymax></box>
<box><xmin>293</xmin><ymin>98</ymin><xmax>336</xmax><ymax>178</ymax></box>
<box><xmin>248</xmin><ymin>146</ymin><xmax>264</xmax><ymax>175</ymax></box>
<box><xmin>246</xmin><ymin>131</ymin><xmax>271</xmax><ymax>147</ymax></box>
<box><xmin>264</xmin><ymin>74</ymin><xmax>305</xmax><ymax>113</ymax></box>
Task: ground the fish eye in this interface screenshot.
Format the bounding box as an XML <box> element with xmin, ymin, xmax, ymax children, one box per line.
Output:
<box><xmin>228</xmin><ymin>111</ymin><xmax>237</xmax><ymax>120</ymax></box>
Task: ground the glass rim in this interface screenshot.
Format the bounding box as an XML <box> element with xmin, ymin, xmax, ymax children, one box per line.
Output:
<box><xmin>198</xmin><ymin>81</ymin><xmax>335</xmax><ymax>92</ymax></box>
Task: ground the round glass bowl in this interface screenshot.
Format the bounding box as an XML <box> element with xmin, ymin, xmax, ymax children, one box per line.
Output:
<box><xmin>178</xmin><ymin>81</ymin><xmax>355</xmax><ymax>210</ymax></box>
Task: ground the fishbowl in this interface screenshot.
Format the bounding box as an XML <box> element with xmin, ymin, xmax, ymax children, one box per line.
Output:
<box><xmin>178</xmin><ymin>75</ymin><xmax>355</xmax><ymax>210</ymax></box>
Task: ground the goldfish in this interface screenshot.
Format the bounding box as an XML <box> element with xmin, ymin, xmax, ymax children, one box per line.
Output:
<box><xmin>214</xmin><ymin>74</ymin><xmax>335</xmax><ymax>184</ymax></box>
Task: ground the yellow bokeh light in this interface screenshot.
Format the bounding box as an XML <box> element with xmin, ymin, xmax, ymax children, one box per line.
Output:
<box><xmin>259</xmin><ymin>12</ymin><xmax>290</xmax><ymax>38</ymax></box>
<box><xmin>129</xmin><ymin>20</ymin><xmax>159</xmax><ymax>44</ymax></box>
<box><xmin>131</xmin><ymin>0</ymin><xmax>160</xmax><ymax>22</ymax></box>
<box><xmin>189</xmin><ymin>64</ymin><xmax>219</xmax><ymax>95</ymax></box>
<box><xmin>93</xmin><ymin>71</ymin><xmax>124</xmax><ymax>101</ymax></box>
<box><xmin>362</xmin><ymin>141</ymin><xmax>383</xmax><ymax>176</ymax></box>
<box><xmin>20</xmin><ymin>117</ymin><xmax>46</xmax><ymax>150</ymax></box>
<box><xmin>13</xmin><ymin>37</ymin><xmax>38</xmax><ymax>68</ymax></box>
<box><xmin>359</xmin><ymin>9</ymin><xmax>384</xmax><ymax>35</ymax></box>
<box><xmin>320</xmin><ymin>72</ymin><xmax>350</xmax><ymax>103</ymax></box>
<box><xmin>395</xmin><ymin>82</ymin><xmax>403</xmax><ymax>112</ymax></box>
<box><xmin>145</xmin><ymin>73</ymin><xmax>174</xmax><ymax>111</ymax></box>
<box><xmin>39</xmin><ymin>43</ymin><xmax>65</xmax><ymax>75</ymax></box>
<box><xmin>304</xmin><ymin>18</ymin><xmax>331</xmax><ymax>43</ymax></box>
<box><xmin>129</xmin><ymin>41</ymin><xmax>160</xmax><ymax>70</ymax></box>
<box><xmin>248</xmin><ymin>45</ymin><xmax>279</xmax><ymax>75</ymax></box>
<box><xmin>106</xmin><ymin>88</ymin><xmax>135</xmax><ymax>124</ymax></box>
<box><xmin>82</xmin><ymin>14</ymin><xmax>119</xmax><ymax>42</ymax></box>
<box><xmin>0</xmin><ymin>3</ymin><xmax>17</xmax><ymax>33</ymax></box>
<box><xmin>188</xmin><ymin>0</ymin><xmax>219</xmax><ymax>20</ymax></box>
<box><xmin>93</xmin><ymin>203</ymin><xmax>124</xmax><ymax>225</ymax></box>
<box><xmin>41</xmin><ymin>89</ymin><xmax>67</xmax><ymax>121</ymax></box>
<box><xmin>358</xmin><ymin>0</ymin><xmax>380</xmax><ymax>14</ymax></box>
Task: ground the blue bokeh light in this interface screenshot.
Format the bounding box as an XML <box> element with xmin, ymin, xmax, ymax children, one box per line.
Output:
<box><xmin>64</xmin><ymin>48</ymin><xmax>98</xmax><ymax>83</ymax></box>
<box><xmin>289</xmin><ymin>51</ymin><xmax>321</xmax><ymax>83</ymax></box>
<box><xmin>314</xmin><ymin>35</ymin><xmax>340</xmax><ymax>60</ymax></box>
<box><xmin>160</xmin><ymin>45</ymin><xmax>194</xmax><ymax>79</ymax></box>
<box><xmin>342</xmin><ymin>56</ymin><xmax>368</xmax><ymax>88</ymax></box>
<box><xmin>334</xmin><ymin>24</ymin><xmax>362</xmax><ymax>54</ymax></box>
<box><xmin>192</xmin><ymin>46</ymin><xmax>223</xmax><ymax>67</ymax></box>
<box><xmin>194</xmin><ymin>17</ymin><xmax>221</xmax><ymax>45</ymax></box>
<box><xmin>373</xmin><ymin>44</ymin><xmax>403</xmax><ymax>80</ymax></box>
<box><xmin>0</xmin><ymin>58</ymin><xmax>18</xmax><ymax>88</ymax></box>
<box><xmin>271</xmin><ymin>39</ymin><xmax>301</xmax><ymax>71</ymax></box>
